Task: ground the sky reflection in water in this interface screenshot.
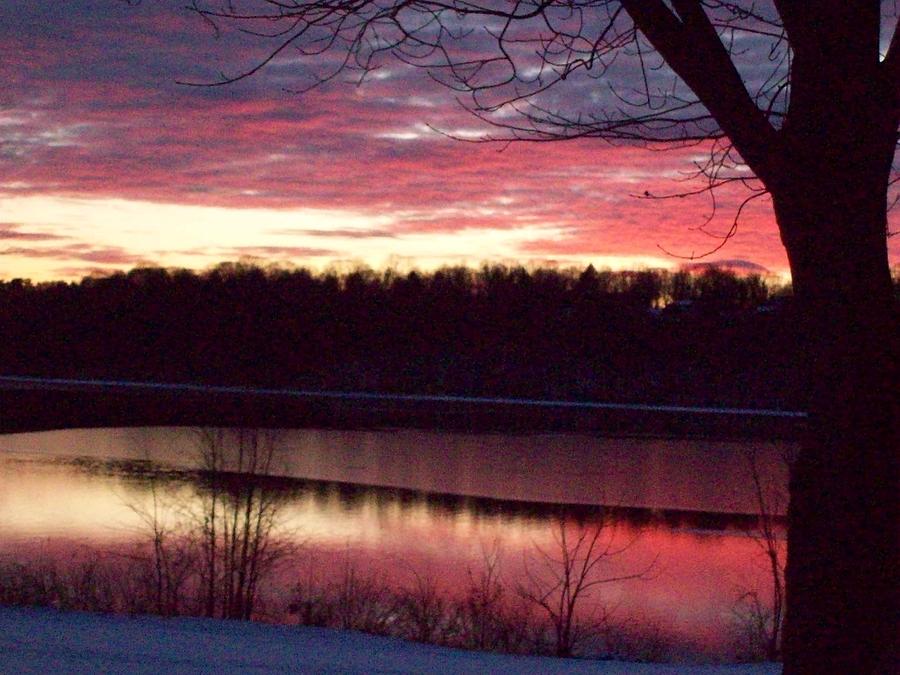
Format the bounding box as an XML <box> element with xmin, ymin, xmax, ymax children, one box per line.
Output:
<box><xmin>0</xmin><ymin>427</ymin><xmax>790</xmax><ymax>658</ymax></box>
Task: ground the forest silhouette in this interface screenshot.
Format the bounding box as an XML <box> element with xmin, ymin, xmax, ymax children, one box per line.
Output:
<box><xmin>0</xmin><ymin>262</ymin><xmax>813</xmax><ymax>410</ymax></box>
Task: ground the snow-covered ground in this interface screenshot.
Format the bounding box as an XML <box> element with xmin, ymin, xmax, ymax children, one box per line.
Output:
<box><xmin>0</xmin><ymin>606</ymin><xmax>779</xmax><ymax>674</ymax></box>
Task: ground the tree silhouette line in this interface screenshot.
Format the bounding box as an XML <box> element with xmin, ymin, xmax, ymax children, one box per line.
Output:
<box><xmin>0</xmin><ymin>262</ymin><xmax>816</xmax><ymax>409</ymax></box>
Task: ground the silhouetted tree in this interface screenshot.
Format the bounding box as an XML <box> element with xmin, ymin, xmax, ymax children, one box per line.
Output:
<box><xmin>694</xmin><ymin>268</ymin><xmax>768</xmax><ymax>314</ymax></box>
<box><xmin>182</xmin><ymin>3</ymin><xmax>899</xmax><ymax>670</ymax></box>
<box><xmin>193</xmin><ymin>427</ymin><xmax>294</xmax><ymax>620</ymax></box>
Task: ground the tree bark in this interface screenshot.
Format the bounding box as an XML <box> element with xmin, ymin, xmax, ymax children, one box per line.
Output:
<box><xmin>773</xmin><ymin>176</ymin><xmax>899</xmax><ymax>674</ymax></box>
<box><xmin>622</xmin><ymin>6</ymin><xmax>899</xmax><ymax>669</ymax></box>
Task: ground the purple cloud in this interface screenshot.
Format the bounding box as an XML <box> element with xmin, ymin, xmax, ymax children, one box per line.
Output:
<box><xmin>0</xmin><ymin>224</ymin><xmax>67</xmax><ymax>242</ymax></box>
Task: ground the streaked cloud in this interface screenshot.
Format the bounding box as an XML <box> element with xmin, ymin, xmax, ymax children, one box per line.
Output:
<box><xmin>271</xmin><ymin>227</ymin><xmax>397</xmax><ymax>239</ymax></box>
<box><xmin>0</xmin><ymin>223</ymin><xmax>67</xmax><ymax>241</ymax></box>
<box><xmin>0</xmin><ymin>243</ymin><xmax>147</xmax><ymax>266</ymax></box>
<box><xmin>219</xmin><ymin>245</ymin><xmax>338</xmax><ymax>259</ymax></box>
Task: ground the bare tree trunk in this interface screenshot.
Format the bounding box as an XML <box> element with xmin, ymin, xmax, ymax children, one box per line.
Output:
<box><xmin>774</xmin><ymin>179</ymin><xmax>899</xmax><ymax>674</ymax></box>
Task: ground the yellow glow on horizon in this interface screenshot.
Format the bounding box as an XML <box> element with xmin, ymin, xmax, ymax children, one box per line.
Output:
<box><xmin>0</xmin><ymin>194</ymin><xmax>790</xmax><ymax>281</ymax></box>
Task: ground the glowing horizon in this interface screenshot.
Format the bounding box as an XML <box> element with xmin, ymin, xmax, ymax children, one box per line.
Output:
<box><xmin>0</xmin><ymin>194</ymin><xmax>702</xmax><ymax>282</ymax></box>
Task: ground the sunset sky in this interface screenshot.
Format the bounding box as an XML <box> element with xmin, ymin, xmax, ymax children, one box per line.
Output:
<box><xmin>2</xmin><ymin>1</ymin><xmax>898</xmax><ymax>282</ymax></box>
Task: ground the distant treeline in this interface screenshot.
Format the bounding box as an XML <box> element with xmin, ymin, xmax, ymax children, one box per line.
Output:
<box><xmin>0</xmin><ymin>263</ymin><xmax>807</xmax><ymax>408</ymax></box>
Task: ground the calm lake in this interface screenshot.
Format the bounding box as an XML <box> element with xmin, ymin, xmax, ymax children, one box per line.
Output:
<box><xmin>0</xmin><ymin>426</ymin><xmax>793</xmax><ymax>661</ymax></box>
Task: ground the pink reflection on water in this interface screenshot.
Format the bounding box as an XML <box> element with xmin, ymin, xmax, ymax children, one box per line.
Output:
<box><xmin>0</xmin><ymin>429</ymin><xmax>787</xmax><ymax>660</ymax></box>
<box><xmin>288</xmin><ymin>514</ymin><xmax>782</xmax><ymax>656</ymax></box>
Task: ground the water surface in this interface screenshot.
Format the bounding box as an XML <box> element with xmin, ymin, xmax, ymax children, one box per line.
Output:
<box><xmin>0</xmin><ymin>427</ymin><xmax>791</xmax><ymax>660</ymax></box>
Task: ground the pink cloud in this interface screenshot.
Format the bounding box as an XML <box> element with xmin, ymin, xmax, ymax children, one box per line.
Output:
<box><xmin>1</xmin><ymin>1</ymin><xmax>897</xmax><ymax>279</ymax></box>
<box><xmin>0</xmin><ymin>244</ymin><xmax>148</xmax><ymax>266</ymax></box>
<box><xmin>224</xmin><ymin>245</ymin><xmax>338</xmax><ymax>258</ymax></box>
<box><xmin>0</xmin><ymin>224</ymin><xmax>67</xmax><ymax>241</ymax></box>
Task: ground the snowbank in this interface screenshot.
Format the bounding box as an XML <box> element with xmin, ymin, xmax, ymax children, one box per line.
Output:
<box><xmin>0</xmin><ymin>606</ymin><xmax>779</xmax><ymax>674</ymax></box>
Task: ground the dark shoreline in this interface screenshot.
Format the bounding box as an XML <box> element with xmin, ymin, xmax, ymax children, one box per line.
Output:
<box><xmin>0</xmin><ymin>381</ymin><xmax>805</xmax><ymax>441</ymax></box>
<box><xmin>4</xmin><ymin>451</ymin><xmax>786</xmax><ymax>532</ymax></box>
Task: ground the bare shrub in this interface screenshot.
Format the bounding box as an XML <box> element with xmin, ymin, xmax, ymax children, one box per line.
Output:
<box><xmin>517</xmin><ymin>514</ymin><xmax>652</xmax><ymax>658</ymax></box>
<box><xmin>284</xmin><ymin>519</ymin><xmax>655</xmax><ymax>659</ymax></box>
<box><xmin>191</xmin><ymin>428</ymin><xmax>297</xmax><ymax>620</ymax></box>
<box><xmin>731</xmin><ymin>446</ymin><xmax>787</xmax><ymax>662</ymax></box>
<box><xmin>327</xmin><ymin>558</ymin><xmax>398</xmax><ymax>634</ymax></box>
<box><xmin>121</xmin><ymin>481</ymin><xmax>199</xmax><ymax>616</ymax></box>
<box><xmin>443</xmin><ymin>541</ymin><xmax>538</xmax><ymax>654</ymax></box>
<box><xmin>288</xmin><ymin>554</ymin><xmax>400</xmax><ymax>635</ymax></box>
<box><xmin>448</xmin><ymin>542</ymin><xmax>507</xmax><ymax>650</ymax></box>
<box><xmin>1</xmin><ymin>535</ymin><xmax>677</xmax><ymax>663</ymax></box>
<box><xmin>116</xmin><ymin>537</ymin><xmax>199</xmax><ymax>616</ymax></box>
<box><xmin>287</xmin><ymin>550</ymin><xmax>546</xmax><ymax>656</ymax></box>
<box><xmin>731</xmin><ymin>589</ymin><xmax>783</xmax><ymax>662</ymax></box>
<box><xmin>600</xmin><ymin>617</ymin><xmax>680</xmax><ymax>663</ymax></box>
<box><xmin>112</xmin><ymin>428</ymin><xmax>299</xmax><ymax>620</ymax></box>
<box><xmin>287</xmin><ymin>560</ymin><xmax>335</xmax><ymax>627</ymax></box>
<box><xmin>0</xmin><ymin>559</ymin><xmax>61</xmax><ymax>607</ymax></box>
<box><xmin>58</xmin><ymin>557</ymin><xmax>120</xmax><ymax>613</ymax></box>
<box><xmin>394</xmin><ymin>568</ymin><xmax>450</xmax><ymax>644</ymax></box>
<box><xmin>0</xmin><ymin>554</ymin><xmax>119</xmax><ymax>613</ymax></box>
